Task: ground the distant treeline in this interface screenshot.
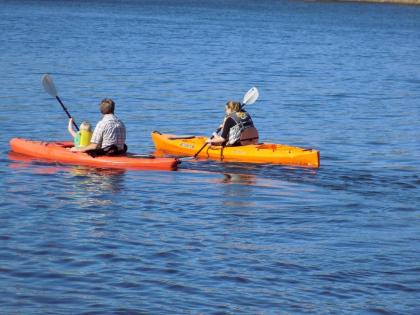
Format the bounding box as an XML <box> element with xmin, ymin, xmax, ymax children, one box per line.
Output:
<box><xmin>336</xmin><ymin>0</ymin><xmax>420</xmax><ymax>4</ymax></box>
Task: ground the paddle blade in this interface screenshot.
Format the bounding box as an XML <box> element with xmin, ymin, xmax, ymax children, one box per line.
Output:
<box><xmin>242</xmin><ymin>86</ymin><xmax>259</xmax><ymax>105</ymax></box>
<box><xmin>42</xmin><ymin>74</ymin><xmax>58</xmax><ymax>97</ymax></box>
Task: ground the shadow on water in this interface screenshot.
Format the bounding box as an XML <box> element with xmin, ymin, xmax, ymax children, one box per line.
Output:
<box><xmin>181</xmin><ymin>159</ymin><xmax>320</xmax><ymax>185</ymax></box>
<box><xmin>178</xmin><ymin>158</ymin><xmax>419</xmax><ymax>208</ymax></box>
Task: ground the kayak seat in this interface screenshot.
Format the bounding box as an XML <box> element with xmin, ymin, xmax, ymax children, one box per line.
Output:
<box><xmin>239</xmin><ymin>127</ymin><xmax>259</xmax><ymax>145</ymax></box>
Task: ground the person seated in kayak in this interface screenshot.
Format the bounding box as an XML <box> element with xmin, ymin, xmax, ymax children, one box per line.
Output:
<box><xmin>207</xmin><ymin>100</ymin><xmax>259</xmax><ymax>146</ymax></box>
<box><xmin>70</xmin><ymin>98</ymin><xmax>127</xmax><ymax>156</ymax></box>
<box><xmin>67</xmin><ymin>118</ymin><xmax>92</xmax><ymax>148</ymax></box>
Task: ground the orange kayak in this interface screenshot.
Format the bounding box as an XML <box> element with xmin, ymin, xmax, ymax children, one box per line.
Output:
<box><xmin>151</xmin><ymin>131</ymin><xmax>320</xmax><ymax>168</ymax></box>
<box><xmin>9</xmin><ymin>138</ymin><xmax>179</xmax><ymax>170</ymax></box>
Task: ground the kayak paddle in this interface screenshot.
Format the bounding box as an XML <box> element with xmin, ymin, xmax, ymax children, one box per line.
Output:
<box><xmin>241</xmin><ymin>86</ymin><xmax>259</xmax><ymax>109</ymax></box>
<box><xmin>42</xmin><ymin>74</ymin><xmax>79</xmax><ymax>131</ymax></box>
<box><xmin>192</xmin><ymin>86</ymin><xmax>259</xmax><ymax>159</ymax></box>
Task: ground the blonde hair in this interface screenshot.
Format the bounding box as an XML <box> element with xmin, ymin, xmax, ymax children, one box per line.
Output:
<box><xmin>79</xmin><ymin>121</ymin><xmax>92</xmax><ymax>131</ymax></box>
<box><xmin>225</xmin><ymin>101</ymin><xmax>242</xmax><ymax>112</ymax></box>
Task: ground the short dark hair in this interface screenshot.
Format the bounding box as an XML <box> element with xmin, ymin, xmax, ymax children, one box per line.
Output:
<box><xmin>100</xmin><ymin>98</ymin><xmax>115</xmax><ymax>114</ymax></box>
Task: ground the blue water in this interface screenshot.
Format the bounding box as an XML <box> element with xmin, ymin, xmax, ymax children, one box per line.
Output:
<box><xmin>1</xmin><ymin>0</ymin><xmax>419</xmax><ymax>313</ymax></box>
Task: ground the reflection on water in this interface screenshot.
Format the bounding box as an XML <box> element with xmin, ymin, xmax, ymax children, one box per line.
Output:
<box><xmin>8</xmin><ymin>151</ymin><xmax>65</xmax><ymax>174</ymax></box>
<box><xmin>69</xmin><ymin>166</ymin><xmax>125</xmax><ymax>196</ymax></box>
<box><xmin>221</xmin><ymin>173</ymin><xmax>256</xmax><ymax>185</ymax></box>
<box><xmin>8</xmin><ymin>151</ymin><xmax>126</xmax><ymax>200</ymax></box>
<box><xmin>220</xmin><ymin>173</ymin><xmax>257</xmax><ymax>208</ymax></box>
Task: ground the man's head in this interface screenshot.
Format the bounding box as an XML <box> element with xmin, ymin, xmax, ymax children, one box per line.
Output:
<box><xmin>100</xmin><ymin>98</ymin><xmax>115</xmax><ymax>115</ymax></box>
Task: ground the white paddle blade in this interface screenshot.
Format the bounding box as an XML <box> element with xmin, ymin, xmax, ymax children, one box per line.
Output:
<box><xmin>42</xmin><ymin>74</ymin><xmax>58</xmax><ymax>97</ymax></box>
<box><xmin>242</xmin><ymin>86</ymin><xmax>259</xmax><ymax>105</ymax></box>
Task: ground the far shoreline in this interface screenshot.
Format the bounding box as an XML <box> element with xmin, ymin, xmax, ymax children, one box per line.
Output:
<box><xmin>333</xmin><ymin>0</ymin><xmax>420</xmax><ymax>5</ymax></box>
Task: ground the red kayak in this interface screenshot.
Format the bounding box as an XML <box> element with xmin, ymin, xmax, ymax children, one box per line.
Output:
<box><xmin>9</xmin><ymin>138</ymin><xmax>179</xmax><ymax>171</ymax></box>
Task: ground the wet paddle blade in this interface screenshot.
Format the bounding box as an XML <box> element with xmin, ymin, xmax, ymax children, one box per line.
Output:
<box><xmin>242</xmin><ymin>86</ymin><xmax>259</xmax><ymax>105</ymax></box>
<box><xmin>42</xmin><ymin>74</ymin><xmax>58</xmax><ymax>97</ymax></box>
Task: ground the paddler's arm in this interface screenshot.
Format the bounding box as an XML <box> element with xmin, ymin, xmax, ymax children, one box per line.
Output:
<box><xmin>70</xmin><ymin>142</ymin><xmax>99</xmax><ymax>152</ymax></box>
<box><xmin>67</xmin><ymin>118</ymin><xmax>77</xmax><ymax>138</ymax></box>
<box><xmin>206</xmin><ymin>134</ymin><xmax>225</xmax><ymax>145</ymax></box>
<box><xmin>207</xmin><ymin>116</ymin><xmax>234</xmax><ymax>145</ymax></box>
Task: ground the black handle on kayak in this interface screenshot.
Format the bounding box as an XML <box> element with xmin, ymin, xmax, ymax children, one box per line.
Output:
<box><xmin>56</xmin><ymin>96</ymin><xmax>79</xmax><ymax>131</ymax></box>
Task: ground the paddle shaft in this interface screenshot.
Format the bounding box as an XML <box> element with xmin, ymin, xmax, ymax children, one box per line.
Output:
<box><xmin>193</xmin><ymin>142</ymin><xmax>208</xmax><ymax>159</ymax></box>
<box><xmin>56</xmin><ymin>96</ymin><xmax>79</xmax><ymax>131</ymax></box>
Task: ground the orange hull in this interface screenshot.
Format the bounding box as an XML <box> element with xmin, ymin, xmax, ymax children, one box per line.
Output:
<box><xmin>151</xmin><ymin>131</ymin><xmax>320</xmax><ymax>168</ymax></box>
<box><xmin>9</xmin><ymin>138</ymin><xmax>179</xmax><ymax>171</ymax></box>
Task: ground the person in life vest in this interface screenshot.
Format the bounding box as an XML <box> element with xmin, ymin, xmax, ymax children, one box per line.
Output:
<box><xmin>68</xmin><ymin>118</ymin><xmax>92</xmax><ymax>148</ymax></box>
<box><xmin>70</xmin><ymin>98</ymin><xmax>127</xmax><ymax>156</ymax></box>
<box><xmin>207</xmin><ymin>100</ymin><xmax>259</xmax><ymax>146</ymax></box>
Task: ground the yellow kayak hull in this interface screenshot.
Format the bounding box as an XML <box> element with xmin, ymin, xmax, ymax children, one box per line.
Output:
<box><xmin>151</xmin><ymin>131</ymin><xmax>320</xmax><ymax>168</ymax></box>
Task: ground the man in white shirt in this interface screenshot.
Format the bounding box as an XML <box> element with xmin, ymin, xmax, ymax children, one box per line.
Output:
<box><xmin>71</xmin><ymin>98</ymin><xmax>127</xmax><ymax>156</ymax></box>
